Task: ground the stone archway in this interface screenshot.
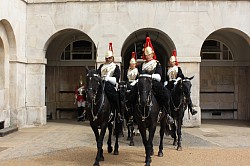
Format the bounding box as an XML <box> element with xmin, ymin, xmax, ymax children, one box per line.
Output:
<box><xmin>200</xmin><ymin>28</ymin><xmax>250</xmax><ymax>120</ymax></box>
<box><xmin>121</xmin><ymin>28</ymin><xmax>175</xmax><ymax>81</ymax></box>
<box><xmin>0</xmin><ymin>19</ymin><xmax>16</xmax><ymax>128</ymax></box>
<box><xmin>45</xmin><ymin>29</ymin><xmax>97</xmax><ymax>119</ymax></box>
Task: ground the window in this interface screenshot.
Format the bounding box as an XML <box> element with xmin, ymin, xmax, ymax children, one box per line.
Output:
<box><xmin>201</xmin><ymin>40</ymin><xmax>233</xmax><ymax>60</ymax></box>
<box><xmin>61</xmin><ymin>40</ymin><xmax>96</xmax><ymax>60</ymax></box>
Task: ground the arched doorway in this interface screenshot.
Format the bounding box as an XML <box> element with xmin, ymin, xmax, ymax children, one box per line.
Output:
<box><xmin>200</xmin><ymin>28</ymin><xmax>250</xmax><ymax>120</ymax></box>
<box><xmin>121</xmin><ymin>28</ymin><xmax>175</xmax><ymax>81</ymax></box>
<box><xmin>0</xmin><ymin>19</ymin><xmax>16</xmax><ymax>128</ymax></box>
<box><xmin>45</xmin><ymin>29</ymin><xmax>97</xmax><ymax>120</ymax></box>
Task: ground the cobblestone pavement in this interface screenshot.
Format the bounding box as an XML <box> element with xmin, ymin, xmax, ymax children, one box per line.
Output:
<box><xmin>0</xmin><ymin>119</ymin><xmax>250</xmax><ymax>166</ymax></box>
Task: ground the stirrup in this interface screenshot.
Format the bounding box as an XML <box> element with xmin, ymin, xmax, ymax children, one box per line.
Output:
<box><xmin>191</xmin><ymin>109</ymin><xmax>197</xmax><ymax>115</ymax></box>
<box><xmin>167</xmin><ymin>114</ymin><xmax>174</xmax><ymax>124</ymax></box>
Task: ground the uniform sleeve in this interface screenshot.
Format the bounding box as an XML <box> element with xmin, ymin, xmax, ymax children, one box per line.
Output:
<box><xmin>113</xmin><ymin>65</ymin><xmax>120</xmax><ymax>82</ymax></box>
<box><xmin>75</xmin><ymin>86</ymin><xmax>78</xmax><ymax>95</ymax></box>
<box><xmin>155</xmin><ymin>62</ymin><xmax>162</xmax><ymax>76</ymax></box>
<box><xmin>177</xmin><ymin>67</ymin><xmax>185</xmax><ymax>79</ymax></box>
<box><xmin>165</xmin><ymin>68</ymin><xmax>170</xmax><ymax>82</ymax></box>
<box><xmin>124</xmin><ymin>69</ymin><xmax>128</xmax><ymax>82</ymax></box>
<box><xmin>137</xmin><ymin>63</ymin><xmax>142</xmax><ymax>74</ymax></box>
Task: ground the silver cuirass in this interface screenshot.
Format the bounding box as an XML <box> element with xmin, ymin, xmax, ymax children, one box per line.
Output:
<box><xmin>127</xmin><ymin>68</ymin><xmax>139</xmax><ymax>82</ymax></box>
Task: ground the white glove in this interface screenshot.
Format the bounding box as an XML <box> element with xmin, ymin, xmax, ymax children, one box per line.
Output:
<box><xmin>105</xmin><ymin>76</ymin><xmax>116</xmax><ymax>85</ymax></box>
<box><xmin>152</xmin><ymin>74</ymin><xmax>161</xmax><ymax>82</ymax></box>
<box><xmin>130</xmin><ymin>79</ymin><xmax>138</xmax><ymax>86</ymax></box>
<box><xmin>164</xmin><ymin>81</ymin><xmax>168</xmax><ymax>87</ymax></box>
<box><xmin>174</xmin><ymin>77</ymin><xmax>182</xmax><ymax>85</ymax></box>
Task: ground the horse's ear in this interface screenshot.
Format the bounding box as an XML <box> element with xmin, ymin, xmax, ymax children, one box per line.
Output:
<box><xmin>185</xmin><ymin>75</ymin><xmax>194</xmax><ymax>80</ymax></box>
<box><xmin>85</xmin><ymin>66</ymin><xmax>89</xmax><ymax>73</ymax></box>
<box><xmin>189</xmin><ymin>76</ymin><xmax>194</xmax><ymax>80</ymax></box>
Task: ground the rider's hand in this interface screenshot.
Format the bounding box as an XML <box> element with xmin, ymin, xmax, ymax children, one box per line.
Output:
<box><xmin>152</xmin><ymin>74</ymin><xmax>161</xmax><ymax>82</ymax></box>
<box><xmin>164</xmin><ymin>81</ymin><xmax>168</xmax><ymax>87</ymax></box>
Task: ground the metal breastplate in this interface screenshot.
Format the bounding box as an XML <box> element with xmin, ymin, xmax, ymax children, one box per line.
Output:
<box><xmin>142</xmin><ymin>60</ymin><xmax>157</xmax><ymax>73</ymax></box>
<box><xmin>127</xmin><ymin>68</ymin><xmax>138</xmax><ymax>82</ymax></box>
<box><xmin>167</xmin><ymin>66</ymin><xmax>178</xmax><ymax>81</ymax></box>
<box><xmin>101</xmin><ymin>63</ymin><xmax>116</xmax><ymax>77</ymax></box>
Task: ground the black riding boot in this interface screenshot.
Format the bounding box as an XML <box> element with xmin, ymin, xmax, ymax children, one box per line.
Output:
<box><xmin>188</xmin><ymin>98</ymin><xmax>197</xmax><ymax>115</ymax></box>
<box><xmin>163</xmin><ymin>104</ymin><xmax>174</xmax><ymax>124</ymax></box>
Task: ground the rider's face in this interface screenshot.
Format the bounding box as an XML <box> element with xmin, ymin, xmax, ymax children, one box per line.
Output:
<box><xmin>145</xmin><ymin>53</ymin><xmax>153</xmax><ymax>62</ymax></box>
<box><xmin>170</xmin><ymin>61</ymin><xmax>176</xmax><ymax>66</ymax></box>
<box><xmin>105</xmin><ymin>56</ymin><xmax>113</xmax><ymax>64</ymax></box>
<box><xmin>130</xmin><ymin>63</ymin><xmax>136</xmax><ymax>69</ymax></box>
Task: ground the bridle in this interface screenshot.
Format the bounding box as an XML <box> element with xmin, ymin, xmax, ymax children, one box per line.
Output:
<box><xmin>86</xmin><ymin>73</ymin><xmax>105</xmax><ymax>121</ymax></box>
<box><xmin>137</xmin><ymin>74</ymin><xmax>153</xmax><ymax>121</ymax></box>
<box><xmin>170</xmin><ymin>78</ymin><xmax>188</xmax><ymax>112</ymax></box>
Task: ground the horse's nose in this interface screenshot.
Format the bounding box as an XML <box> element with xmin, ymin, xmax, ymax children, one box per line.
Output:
<box><xmin>140</xmin><ymin>91</ymin><xmax>148</xmax><ymax>107</ymax></box>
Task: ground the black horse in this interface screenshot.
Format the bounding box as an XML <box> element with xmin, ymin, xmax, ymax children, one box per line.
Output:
<box><xmin>169</xmin><ymin>76</ymin><xmax>194</xmax><ymax>151</ymax></box>
<box><xmin>85</xmin><ymin>69</ymin><xmax>121</xmax><ymax>166</ymax></box>
<box><xmin>135</xmin><ymin>74</ymin><xmax>167</xmax><ymax>166</ymax></box>
<box><xmin>118</xmin><ymin>81</ymin><xmax>136</xmax><ymax>146</ymax></box>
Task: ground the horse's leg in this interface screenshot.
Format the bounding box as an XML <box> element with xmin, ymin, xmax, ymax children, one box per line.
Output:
<box><xmin>90</xmin><ymin>123</ymin><xmax>103</xmax><ymax>162</ymax></box>
<box><xmin>176</xmin><ymin>118</ymin><xmax>183</xmax><ymax>151</ymax></box>
<box><xmin>107</xmin><ymin>122</ymin><xmax>113</xmax><ymax>153</ymax></box>
<box><xmin>137</xmin><ymin>125</ymin><xmax>148</xmax><ymax>160</ymax></box>
<box><xmin>113</xmin><ymin>120</ymin><xmax>122</xmax><ymax>155</ymax></box>
<box><xmin>127</xmin><ymin>123</ymin><xmax>131</xmax><ymax>140</ymax></box>
<box><xmin>93</xmin><ymin>124</ymin><xmax>108</xmax><ymax>166</ymax></box>
<box><xmin>158</xmin><ymin>119</ymin><xmax>166</xmax><ymax>157</ymax></box>
<box><xmin>171</xmin><ymin>122</ymin><xmax>177</xmax><ymax>146</ymax></box>
<box><xmin>144</xmin><ymin>126</ymin><xmax>156</xmax><ymax>166</ymax></box>
<box><xmin>129</xmin><ymin>122</ymin><xmax>135</xmax><ymax>146</ymax></box>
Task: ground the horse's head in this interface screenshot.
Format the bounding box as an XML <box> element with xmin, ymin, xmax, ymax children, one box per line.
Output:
<box><xmin>182</xmin><ymin>77</ymin><xmax>193</xmax><ymax>98</ymax></box>
<box><xmin>86</xmin><ymin>69</ymin><xmax>101</xmax><ymax>101</ymax></box>
<box><xmin>138</xmin><ymin>74</ymin><xmax>153</xmax><ymax>107</ymax></box>
<box><xmin>118</xmin><ymin>81</ymin><xmax>127</xmax><ymax>102</ymax></box>
<box><xmin>173</xmin><ymin>76</ymin><xmax>194</xmax><ymax>95</ymax></box>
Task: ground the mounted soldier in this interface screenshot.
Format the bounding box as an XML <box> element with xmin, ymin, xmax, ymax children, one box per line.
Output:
<box><xmin>97</xmin><ymin>42</ymin><xmax>122</xmax><ymax>120</ymax></box>
<box><xmin>124</xmin><ymin>51</ymin><xmax>139</xmax><ymax>101</ymax></box>
<box><xmin>124</xmin><ymin>52</ymin><xmax>140</xmax><ymax>137</ymax></box>
<box><xmin>136</xmin><ymin>36</ymin><xmax>174</xmax><ymax>124</ymax></box>
<box><xmin>165</xmin><ymin>50</ymin><xmax>197</xmax><ymax>115</ymax></box>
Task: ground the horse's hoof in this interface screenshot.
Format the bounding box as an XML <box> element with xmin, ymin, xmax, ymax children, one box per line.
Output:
<box><xmin>93</xmin><ymin>162</ymin><xmax>100</xmax><ymax>166</ymax></box>
<box><xmin>129</xmin><ymin>141</ymin><xmax>134</xmax><ymax>146</ymax></box>
<box><xmin>177</xmin><ymin>146</ymin><xmax>182</xmax><ymax>151</ymax></box>
<box><xmin>108</xmin><ymin>146</ymin><xmax>113</xmax><ymax>153</ymax></box>
<box><xmin>100</xmin><ymin>156</ymin><xmax>104</xmax><ymax>161</ymax></box>
<box><xmin>158</xmin><ymin>151</ymin><xmax>163</xmax><ymax>157</ymax></box>
<box><xmin>150</xmin><ymin>150</ymin><xmax>154</xmax><ymax>156</ymax></box>
<box><xmin>113</xmin><ymin>151</ymin><xmax>119</xmax><ymax>155</ymax></box>
<box><xmin>145</xmin><ymin>157</ymin><xmax>152</xmax><ymax>163</ymax></box>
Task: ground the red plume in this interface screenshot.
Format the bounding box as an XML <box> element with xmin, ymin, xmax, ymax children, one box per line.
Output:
<box><xmin>172</xmin><ymin>49</ymin><xmax>178</xmax><ymax>66</ymax></box>
<box><xmin>142</xmin><ymin>37</ymin><xmax>156</xmax><ymax>60</ymax></box>
<box><xmin>109</xmin><ymin>42</ymin><xmax>113</xmax><ymax>52</ymax></box>
<box><xmin>132</xmin><ymin>52</ymin><xmax>136</xmax><ymax>60</ymax></box>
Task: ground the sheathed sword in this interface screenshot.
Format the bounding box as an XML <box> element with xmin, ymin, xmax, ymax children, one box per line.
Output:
<box><xmin>95</xmin><ymin>42</ymin><xmax>99</xmax><ymax>70</ymax></box>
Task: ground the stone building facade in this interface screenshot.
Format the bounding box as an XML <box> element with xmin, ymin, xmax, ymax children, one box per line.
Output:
<box><xmin>0</xmin><ymin>0</ymin><xmax>249</xmax><ymax>128</ymax></box>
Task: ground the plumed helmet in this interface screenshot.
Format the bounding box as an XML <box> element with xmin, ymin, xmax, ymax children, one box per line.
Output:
<box><xmin>144</xmin><ymin>46</ymin><xmax>154</xmax><ymax>56</ymax></box>
<box><xmin>142</xmin><ymin>37</ymin><xmax>156</xmax><ymax>60</ymax></box>
<box><xmin>169</xmin><ymin>49</ymin><xmax>178</xmax><ymax>65</ymax></box>
<box><xmin>105</xmin><ymin>42</ymin><xmax>113</xmax><ymax>58</ymax></box>
<box><xmin>169</xmin><ymin>55</ymin><xmax>176</xmax><ymax>62</ymax></box>
<box><xmin>130</xmin><ymin>52</ymin><xmax>137</xmax><ymax>64</ymax></box>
